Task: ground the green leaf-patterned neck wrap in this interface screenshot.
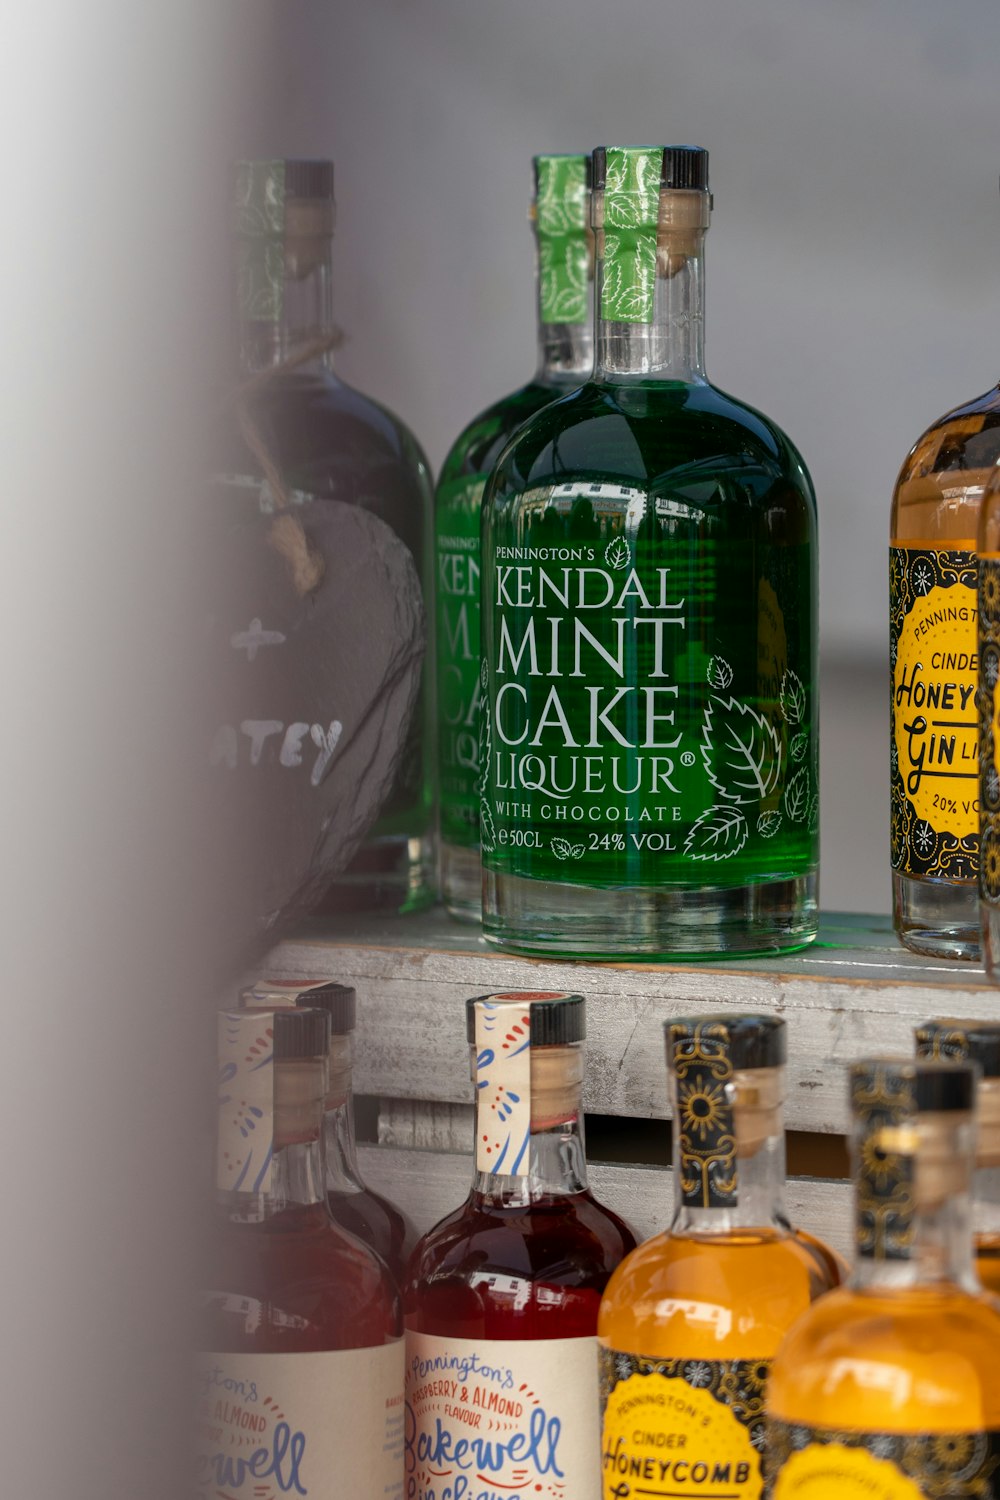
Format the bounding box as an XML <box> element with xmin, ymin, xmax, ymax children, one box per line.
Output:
<box><xmin>233</xmin><ymin>160</ymin><xmax>287</xmax><ymax>322</ymax></box>
<box><xmin>598</xmin><ymin>146</ymin><xmax>664</xmax><ymax>326</ymax></box>
<box><xmin>533</xmin><ymin>154</ymin><xmax>590</xmax><ymax>327</ymax></box>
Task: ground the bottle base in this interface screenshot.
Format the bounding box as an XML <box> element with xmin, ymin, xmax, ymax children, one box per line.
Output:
<box><xmin>892</xmin><ymin>872</ymin><xmax>980</xmax><ymax>961</ymax></box>
<box><xmin>482</xmin><ymin>869</ymin><xmax>817</xmax><ymax>960</ymax></box>
<box><xmin>439</xmin><ymin>839</ymin><xmax>482</xmax><ymax>923</ymax></box>
<box><xmin>315</xmin><ymin>832</ymin><xmax>436</xmax><ymax>917</ymax></box>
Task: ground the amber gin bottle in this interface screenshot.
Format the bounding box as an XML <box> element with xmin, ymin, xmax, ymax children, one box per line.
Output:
<box><xmin>404</xmin><ymin>991</ymin><xmax>635</xmax><ymax>1500</ymax></box>
<box><xmin>890</xmin><ymin>384</ymin><xmax>1000</xmax><ymax>958</ymax></box>
<box><xmin>766</xmin><ymin>1058</ymin><xmax>1000</xmax><ymax>1499</ymax></box>
<box><xmin>598</xmin><ymin>1014</ymin><xmax>842</xmax><ymax>1500</ymax></box>
<box><xmin>915</xmin><ymin>1017</ymin><xmax>1000</xmax><ymax>1295</ymax></box>
<box><xmin>480</xmin><ymin>145</ymin><xmax>818</xmax><ymax>959</ymax></box>
<box><xmin>436</xmin><ymin>153</ymin><xmax>594</xmax><ymax>920</ymax></box>
<box><xmin>222</xmin><ymin>158</ymin><xmax>435</xmax><ymax>914</ymax></box>
<box><xmin>199</xmin><ymin>1006</ymin><xmax>404</xmax><ymax>1499</ymax></box>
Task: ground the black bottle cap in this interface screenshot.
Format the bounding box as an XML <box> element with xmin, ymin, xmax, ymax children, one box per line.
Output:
<box><xmin>915</xmin><ymin>1020</ymin><xmax>1000</xmax><ymax>1079</ymax></box>
<box><xmin>294</xmin><ymin>982</ymin><xmax>356</xmax><ymax>1035</ymax></box>
<box><xmin>666</xmin><ymin>1014</ymin><xmax>786</xmax><ymax>1071</ymax></box>
<box><xmin>273</xmin><ymin>1006</ymin><xmax>331</xmax><ymax>1060</ymax></box>
<box><xmin>282</xmin><ymin>159</ymin><xmax>334</xmax><ymax>200</ymax></box>
<box><xmin>851</xmin><ymin>1057</ymin><xmax>977</xmax><ymax>1117</ymax></box>
<box><xmin>465</xmin><ymin>991</ymin><xmax>586</xmax><ymax>1046</ymax></box>
<box><xmin>591</xmin><ymin>145</ymin><xmax>709</xmax><ymax>194</ymax></box>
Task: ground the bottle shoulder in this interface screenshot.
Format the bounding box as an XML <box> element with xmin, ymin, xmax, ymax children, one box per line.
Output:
<box><xmin>891</xmin><ymin>384</ymin><xmax>1000</xmax><ymax>543</ymax></box>
<box><xmin>599</xmin><ymin>1226</ymin><xmax>841</xmax><ymax>1360</ymax></box>
<box><xmin>768</xmin><ymin>1283</ymin><xmax>1000</xmax><ymax>1431</ymax></box>
<box><xmin>486</xmin><ymin>378</ymin><xmax>815</xmax><ymax>505</ymax></box>
<box><xmin>437</xmin><ymin>379</ymin><xmax>569</xmax><ymax>489</ymax></box>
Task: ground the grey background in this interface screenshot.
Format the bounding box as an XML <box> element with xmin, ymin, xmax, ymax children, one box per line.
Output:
<box><xmin>227</xmin><ymin>0</ymin><xmax>1000</xmax><ymax>911</ymax></box>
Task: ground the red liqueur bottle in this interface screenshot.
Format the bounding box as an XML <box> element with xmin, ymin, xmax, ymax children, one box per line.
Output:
<box><xmin>404</xmin><ymin>990</ymin><xmax>636</xmax><ymax>1500</ymax></box>
<box><xmin>198</xmin><ymin>1006</ymin><xmax>404</xmax><ymax>1499</ymax></box>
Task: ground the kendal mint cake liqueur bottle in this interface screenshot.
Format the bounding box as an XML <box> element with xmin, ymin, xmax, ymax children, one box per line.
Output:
<box><xmin>479</xmin><ymin>145</ymin><xmax>819</xmax><ymax>958</ymax></box>
<box><xmin>435</xmin><ymin>153</ymin><xmax>594</xmax><ymax>919</ymax></box>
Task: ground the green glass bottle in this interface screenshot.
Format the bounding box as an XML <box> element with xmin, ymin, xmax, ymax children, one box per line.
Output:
<box><xmin>435</xmin><ymin>154</ymin><xmax>594</xmax><ymax>919</ymax></box>
<box><xmin>480</xmin><ymin>145</ymin><xmax>818</xmax><ymax>959</ymax></box>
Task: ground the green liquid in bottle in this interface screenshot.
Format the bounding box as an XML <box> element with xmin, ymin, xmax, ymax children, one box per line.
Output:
<box><xmin>479</xmin><ymin>147</ymin><xmax>818</xmax><ymax>959</ymax></box>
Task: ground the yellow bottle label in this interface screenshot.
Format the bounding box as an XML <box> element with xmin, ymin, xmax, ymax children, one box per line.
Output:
<box><xmin>772</xmin><ymin>1443</ymin><xmax>924</xmax><ymax>1500</ymax></box>
<box><xmin>768</xmin><ymin>1417</ymin><xmax>1000</xmax><ymax>1499</ymax></box>
<box><xmin>979</xmin><ymin>554</ymin><xmax>1000</xmax><ymax>905</ymax></box>
<box><xmin>889</xmin><ymin>544</ymin><xmax>978</xmax><ymax>880</ymax></box>
<box><xmin>599</xmin><ymin>1351</ymin><xmax>763</xmax><ymax>1498</ymax></box>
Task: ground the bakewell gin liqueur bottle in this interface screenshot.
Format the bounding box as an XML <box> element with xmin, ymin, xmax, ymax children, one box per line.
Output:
<box><xmin>915</xmin><ymin>1017</ymin><xmax>1000</xmax><ymax>1295</ymax></box>
<box><xmin>766</xmin><ymin>1058</ymin><xmax>1000</xmax><ymax>1500</ymax></box>
<box><xmin>198</xmin><ymin>1007</ymin><xmax>404</xmax><ymax>1500</ymax></box>
<box><xmin>480</xmin><ymin>145</ymin><xmax>819</xmax><ymax>958</ymax></box>
<box><xmin>296</xmin><ymin>982</ymin><xmax>416</xmax><ymax>1286</ymax></box>
<box><xmin>436</xmin><ymin>153</ymin><xmax>594</xmax><ymax>920</ymax></box>
<box><xmin>890</xmin><ymin>380</ymin><xmax>1000</xmax><ymax>957</ymax></box>
<box><xmin>404</xmin><ymin>991</ymin><xmax>636</xmax><ymax>1500</ymax></box>
<box><xmin>598</xmin><ymin>1015</ymin><xmax>842</xmax><ymax>1500</ymax></box>
<box><xmin>223</xmin><ymin>158</ymin><xmax>435</xmax><ymax>914</ymax></box>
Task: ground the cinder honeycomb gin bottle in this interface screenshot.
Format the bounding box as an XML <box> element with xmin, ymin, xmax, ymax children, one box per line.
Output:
<box><xmin>436</xmin><ymin>154</ymin><xmax>594</xmax><ymax>920</ymax></box>
<box><xmin>890</xmin><ymin>378</ymin><xmax>1000</xmax><ymax>957</ymax></box>
<box><xmin>766</xmin><ymin>1059</ymin><xmax>1000</xmax><ymax>1500</ymax></box>
<box><xmin>598</xmin><ymin>1015</ymin><xmax>842</xmax><ymax>1500</ymax></box>
<box><xmin>480</xmin><ymin>145</ymin><xmax>818</xmax><ymax>958</ymax></box>
<box><xmin>977</xmin><ymin>458</ymin><xmax>1000</xmax><ymax>973</ymax></box>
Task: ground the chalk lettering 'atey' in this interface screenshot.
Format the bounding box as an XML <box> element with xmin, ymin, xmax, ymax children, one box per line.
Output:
<box><xmin>210</xmin><ymin>720</ymin><xmax>343</xmax><ymax>786</ymax></box>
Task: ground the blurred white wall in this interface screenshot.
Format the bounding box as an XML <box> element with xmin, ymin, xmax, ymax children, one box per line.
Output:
<box><xmin>224</xmin><ymin>0</ymin><xmax>1000</xmax><ymax>908</ymax></box>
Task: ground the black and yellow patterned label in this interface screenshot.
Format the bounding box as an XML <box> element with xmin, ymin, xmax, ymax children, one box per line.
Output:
<box><xmin>670</xmin><ymin>1021</ymin><xmax>739</xmax><ymax>1210</ymax></box>
<box><xmin>599</xmin><ymin>1349</ymin><xmax>766</xmax><ymax>1498</ymax></box>
<box><xmin>890</xmin><ymin>545</ymin><xmax>978</xmax><ymax>881</ymax></box>
<box><xmin>768</xmin><ymin>1417</ymin><xmax>1000</xmax><ymax>1499</ymax></box>
<box><xmin>851</xmin><ymin>1062</ymin><xmax>917</xmax><ymax>1262</ymax></box>
<box><xmin>979</xmin><ymin>555</ymin><xmax>1000</xmax><ymax>906</ymax></box>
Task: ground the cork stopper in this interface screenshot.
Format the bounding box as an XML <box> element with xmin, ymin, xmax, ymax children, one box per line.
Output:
<box><xmin>530</xmin><ymin>1044</ymin><xmax>584</xmax><ymax>1130</ymax></box>
<box><xmin>732</xmin><ymin>1066</ymin><xmax>784</xmax><ymax>1158</ymax></box>
<box><xmin>916</xmin><ymin>1018</ymin><xmax>1000</xmax><ymax>1168</ymax></box>
<box><xmin>273</xmin><ymin>1056</ymin><xmax>328</xmax><ymax>1148</ymax></box>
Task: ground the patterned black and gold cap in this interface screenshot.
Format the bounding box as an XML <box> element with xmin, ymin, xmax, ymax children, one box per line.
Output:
<box><xmin>850</xmin><ymin>1057</ymin><xmax>976</xmax><ymax>1119</ymax></box>
<box><xmin>915</xmin><ymin>1019</ymin><xmax>1000</xmax><ymax>1080</ymax></box>
<box><xmin>666</xmin><ymin>1014</ymin><xmax>785</xmax><ymax>1072</ymax></box>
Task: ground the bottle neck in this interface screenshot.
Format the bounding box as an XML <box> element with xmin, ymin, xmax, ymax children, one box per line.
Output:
<box><xmin>321</xmin><ymin>1035</ymin><xmax>364</xmax><ymax>1196</ymax></box>
<box><xmin>670</xmin><ymin>1075</ymin><xmax>788</xmax><ymax>1236</ymax></box>
<box><xmin>535</xmin><ymin>314</ymin><xmax>594</xmax><ymax>386</ymax></box>
<box><xmin>218</xmin><ymin>1057</ymin><xmax>328</xmax><ymax>1223</ymax></box>
<box><xmin>974</xmin><ymin>1165</ymin><xmax>1000</xmax><ymax>1239</ymax></box>
<box><xmin>237</xmin><ymin>225</ymin><xmax>337</xmax><ymax>375</ymax></box>
<box><xmin>596</xmin><ymin>237</ymin><xmax>706</xmax><ymax>382</ymax></box>
<box><xmin>852</xmin><ymin>1113</ymin><xmax>978</xmax><ymax>1292</ymax></box>
<box><xmin>471</xmin><ymin>1043</ymin><xmax>588</xmax><ymax>1208</ymax></box>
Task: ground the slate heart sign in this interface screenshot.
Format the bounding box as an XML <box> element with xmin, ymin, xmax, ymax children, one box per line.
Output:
<box><xmin>208</xmin><ymin>498</ymin><xmax>425</xmax><ymax>960</ymax></box>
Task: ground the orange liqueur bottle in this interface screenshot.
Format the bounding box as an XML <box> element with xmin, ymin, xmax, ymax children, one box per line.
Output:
<box><xmin>766</xmin><ymin>1058</ymin><xmax>1000</xmax><ymax>1498</ymax></box>
<box><xmin>890</xmin><ymin>381</ymin><xmax>1000</xmax><ymax>958</ymax></box>
<box><xmin>598</xmin><ymin>1015</ymin><xmax>841</xmax><ymax>1500</ymax></box>
<box><xmin>915</xmin><ymin>1018</ymin><xmax>1000</xmax><ymax>1296</ymax></box>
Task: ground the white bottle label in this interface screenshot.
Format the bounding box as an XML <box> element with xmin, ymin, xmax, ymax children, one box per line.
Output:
<box><xmin>406</xmin><ymin>1330</ymin><xmax>601</xmax><ymax>1499</ymax></box>
<box><xmin>198</xmin><ymin>1343</ymin><xmax>405</xmax><ymax>1498</ymax></box>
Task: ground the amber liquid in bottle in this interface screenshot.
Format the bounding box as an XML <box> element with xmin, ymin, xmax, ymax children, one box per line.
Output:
<box><xmin>598</xmin><ymin>1017</ymin><xmax>842</xmax><ymax>1500</ymax></box>
<box><xmin>766</xmin><ymin>1060</ymin><xmax>1000</xmax><ymax>1500</ymax></box>
<box><xmin>890</xmin><ymin>386</ymin><xmax>1000</xmax><ymax>959</ymax></box>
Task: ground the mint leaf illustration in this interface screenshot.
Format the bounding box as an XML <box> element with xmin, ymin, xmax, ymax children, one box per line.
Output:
<box><xmin>784</xmin><ymin>767</ymin><xmax>810</xmax><ymax>823</ymax></box>
<box><xmin>790</xmin><ymin>730</ymin><xmax>809</xmax><ymax>763</ymax></box>
<box><xmin>551</xmin><ymin>837</ymin><xmax>574</xmax><ymax>860</ymax></box>
<box><xmin>570</xmin><ymin>843</ymin><xmax>585</xmax><ymax>858</ymax></box>
<box><xmin>780</xmin><ymin>670</ymin><xmax>806</xmax><ymax>725</ymax></box>
<box><xmin>480</xmin><ymin>801</ymin><xmax>497</xmax><ymax>853</ymax></box>
<box><xmin>701</xmin><ymin>696</ymin><xmax>782</xmax><ymax>804</ymax></box>
<box><xmin>604</xmin><ymin>535</ymin><xmax>630</xmax><ymax>570</ymax></box>
<box><xmin>707</xmin><ymin>656</ymin><xmax>734</xmax><ymax>691</ymax></box>
<box><xmin>757</xmin><ymin>811</ymin><xmax>782</xmax><ymax>839</ymax></box>
<box><xmin>684</xmin><ymin>806</ymin><xmax>749</xmax><ymax>861</ymax></box>
<box><xmin>808</xmin><ymin>793</ymin><xmax>819</xmax><ymax>832</ymax></box>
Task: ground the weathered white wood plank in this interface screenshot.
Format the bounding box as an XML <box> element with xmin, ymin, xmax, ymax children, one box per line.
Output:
<box><xmin>357</xmin><ymin>1144</ymin><xmax>854</xmax><ymax>1263</ymax></box>
<box><xmin>262</xmin><ymin>912</ymin><xmax>1000</xmax><ymax>1136</ymax></box>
